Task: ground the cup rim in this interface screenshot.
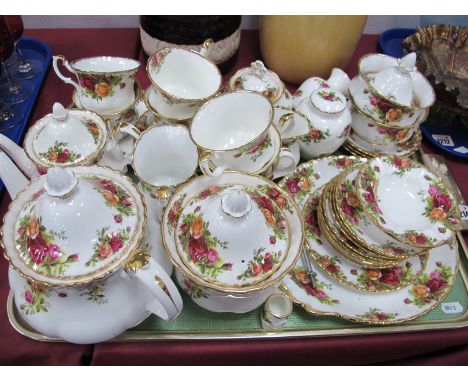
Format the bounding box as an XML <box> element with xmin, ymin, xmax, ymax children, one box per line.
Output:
<box><xmin>190</xmin><ymin>90</ymin><xmax>275</xmax><ymax>153</ymax></box>
<box><xmin>265</xmin><ymin>292</ymin><xmax>293</xmax><ymax>319</ymax></box>
<box><xmin>146</xmin><ymin>46</ymin><xmax>223</xmax><ymax>103</ymax></box>
<box><xmin>131</xmin><ymin>124</ymin><xmax>199</xmax><ymax>190</ymax></box>
<box><xmin>70</xmin><ymin>56</ymin><xmax>141</xmax><ymax>76</ymax></box>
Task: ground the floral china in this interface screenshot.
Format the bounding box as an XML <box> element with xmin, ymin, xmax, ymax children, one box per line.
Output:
<box><xmin>292</xmin><ymin>68</ymin><xmax>351</xmax><ymax>108</ymax></box>
<box><xmin>0</xmin><ymin>157</ymin><xmax>183</xmax><ymax>343</ymax></box>
<box><xmin>0</xmin><ymin>103</ymin><xmax>108</xmax><ymax>179</ymax></box>
<box><xmin>146</xmin><ymin>40</ymin><xmax>222</xmax><ymax>121</ymax></box>
<box><xmin>274</xmin><ymin>106</ymin><xmax>311</xmax><ymax>145</ymax></box>
<box><xmin>350</xmin><ymin>103</ymin><xmax>420</xmax><ymax>146</ymax></box>
<box><xmin>345</xmin><ymin>126</ymin><xmax>422</xmax><ymax>158</ymax></box>
<box><xmin>282</xmin><ymin>238</ymin><xmax>459</xmax><ymax>324</ymax></box>
<box><xmin>53</xmin><ymin>55</ymin><xmax>140</xmax><ymax>115</ymax></box>
<box><xmin>349</xmin><ymin>75</ymin><xmax>426</xmax><ymax>128</ymax></box>
<box><xmin>114</xmin><ymin>122</ymin><xmax>199</xmax><ymax>222</ymax></box>
<box><xmin>161</xmin><ymin>171</ymin><xmax>304</xmax><ymax>313</ymax></box>
<box><xmin>358</xmin><ymin>52</ymin><xmax>435</xmax><ymax>111</ymax></box>
<box><xmin>332</xmin><ymin>166</ymin><xmax>427</xmax><ymax>259</ymax></box>
<box><xmin>296</xmin><ymin>87</ymin><xmax>351</xmax><ymax>159</ymax></box>
<box><xmin>356</xmin><ymin>156</ymin><xmax>461</xmax><ymax>248</ymax></box>
<box><xmin>228</xmin><ymin>60</ymin><xmax>293</xmax><ymax>108</ymax></box>
<box><xmin>303</xmin><ymin>186</ymin><xmax>428</xmax><ymax>292</ymax></box>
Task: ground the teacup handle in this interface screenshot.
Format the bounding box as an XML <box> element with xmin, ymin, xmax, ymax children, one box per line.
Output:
<box><xmin>199</xmin><ymin>150</ymin><xmax>226</xmax><ymax>177</ymax></box>
<box><xmin>272</xmin><ymin>147</ymin><xmax>298</xmax><ymax>180</ymax></box>
<box><xmin>146</xmin><ymin>185</ymin><xmax>171</xmax><ymax>223</ymax></box>
<box><xmin>113</xmin><ymin>121</ymin><xmax>141</xmax><ymax>141</ymax></box>
<box><xmin>199</xmin><ymin>39</ymin><xmax>214</xmax><ymax>58</ymax></box>
<box><xmin>123</xmin><ymin>249</ymin><xmax>182</xmax><ymax>320</ymax></box>
<box><xmin>52</xmin><ymin>55</ymin><xmax>81</xmax><ymax>94</ymax></box>
<box><xmin>277</xmin><ymin>112</ymin><xmax>295</xmax><ymax>136</ymax></box>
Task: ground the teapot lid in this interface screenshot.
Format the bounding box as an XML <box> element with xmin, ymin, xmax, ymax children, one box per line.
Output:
<box><xmin>1</xmin><ymin>165</ymin><xmax>146</xmax><ymax>287</ymax></box>
<box><xmin>359</xmin><ymin>53</ymin><xmax>435</xmax><ymax>109</ymax></box>
<box><xmin>171</xmin><ymin>182</ymin><xmax>291</xmax><ymax>288</ymax></box>
<box><xmin>23</xmin><ymin>103</ymin><xmax>108</xmax><ymax>170</ymax></box>
<box><xmin>229</xmin><ymin>60</ymin><xmax>285</xmax><ymax>103</ymax></box>
<box><xmin>310</xmin><ymin>87</ymin><xmax>347</xmax><ymax>114</ymax></box>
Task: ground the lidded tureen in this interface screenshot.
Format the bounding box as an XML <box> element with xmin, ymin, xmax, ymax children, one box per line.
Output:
<box><xmin>162</xmin><ymin>171</ymin><xmax>304</xmax><ymax>313</ymax></box>
<box><xmin>0</xmin><ymin>154</ymin><xmax>182</xmax><ymax>343</ymax></box>
<box><xmin>0</xmin><ymin>103</ymin><xmax>108</xmax><ymax>178</ymax></box>
<box><xmin>228</xmin><ymin>60</ymin><xmax>292</xmax><ymax>108</ymax></box>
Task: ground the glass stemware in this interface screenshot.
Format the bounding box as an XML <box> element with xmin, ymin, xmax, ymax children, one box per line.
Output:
<box><xmin>0</xmin><ymin>16</ymin><xmax>33</xmax><ymax>105</ymax></box>
<box><xmin>5</xmin><ymin>15</ymin><xmax>43</xmax><ymax>79</ymax></box>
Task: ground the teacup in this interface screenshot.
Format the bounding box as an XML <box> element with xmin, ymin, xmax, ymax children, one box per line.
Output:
<box><xmin>115</xmin><ymin>123</ymin><xmax>199</xmax><ymax>221</ymax></box>
<box><xmin>146</xmin><ymin>40</ymin><xmax>222</xmax><ymax>121</ymax></box>
<box><xmin>53</xmin><ymin>55</ymin><xmax>140</xmax><ymax>115</ymax></box>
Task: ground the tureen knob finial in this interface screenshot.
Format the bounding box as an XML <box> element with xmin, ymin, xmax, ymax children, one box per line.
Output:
<box><xmin>221</xmin><ymin>189</ymin><xmax>252</xmax><ymax>218</ymax></box>
<box><xmin>251</xmin><ymin>60</ymin><xmax>267</xmax><ymax>80</ymax></box>
<box><xmin>44</xmin><ymin>167</ymin><xmax>78</xmax><ymax>198</ymax></box>
<box><xmin>51</xmin><ymin>102</ymin><xmax>69</xmax><ymax>121</ymax></box>
<box><xmin>398</xmin><ymin>53</ymin><xmax>417</xmax><ymax>73</ymax></box>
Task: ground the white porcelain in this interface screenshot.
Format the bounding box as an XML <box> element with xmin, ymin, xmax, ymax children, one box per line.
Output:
<box><xmin>228</xmin><ymin>60</ymin><xmax>292</xmax><ymax>108</ymax></box>
<box><xmin>296</xmin><ymin>89</ymin><xmax>351</xmax><ymax>159</ymax></box>
<box><xmin>293</xmin><ymin>68</ymin><xmax>350</xmax><ymax>108</ymax></box>
<box><xmin>0</xmin><ymin>158</ymin><xmax>183</xmax><ymax>343</ymax></box>
<box><xmin>161</xmin><ymin>171</ymin><xmax>304</xmax><ymax>313</ymax></box>
<box><xmin>53</xmin><ymin>55</ymin><xmax>140</xmax><ymax>115</ymax></box>
<box><xmin>334</xmin><ymin>165</ymin><xmax>427</xmax><ymax>257</ymax></box>
<box><xmin>146</xmin><ymin>43</ymin><xmax>222</xmax><ymax>121</ymax></box>
<box><xmin>356</xmin><ymin>156</ymin><xmax>461</xmax><ymax>248</ymax></box>
<box><xmin>0</xmin><ymin>103</ymin><xmax>108</xmax><ymax>179</ymax></box>
<box><xmin>261</xmin><ymin>291</ymin><xmax>293</xmax><ymax>330</ymax></box>
<box><xmin>359</xmin><ymin>53</ymin><xmax>435</xmax><ymax>110</ymax></box>
<box><xmin>274</xmin><ymin>106</ymin><xmax>311</xmax><ymax>144</ymax></box>
<box><xmin>115</xmin><ymin>122</ymin><xmax>198</xmax><ymax>222</ymax></box>
<box><xmin>350</xmin><ymin>104</ymin><xmax>417</xmax><ymax>146</ymax></box>
<box><xmin>349</xmin><ymin>75</ymin><xmax>428</xmax><ymax>128</ymax></box>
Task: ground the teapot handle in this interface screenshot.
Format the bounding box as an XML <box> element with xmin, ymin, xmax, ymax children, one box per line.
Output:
<box><xmin>123</xmin><ymin>249</ymin><xmax>182</xmax><ymax>320</ymax></box>
<box><xmin>52</xmin><ymin>55</ymin><xmax>81</xmax><ymax>94</ymax></box>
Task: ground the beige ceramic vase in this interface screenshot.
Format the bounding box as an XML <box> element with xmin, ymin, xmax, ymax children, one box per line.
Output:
<box><xmin>259</xmin><ymin>16</ymin><xmax>368</xmax><ymax>84</ymax></box>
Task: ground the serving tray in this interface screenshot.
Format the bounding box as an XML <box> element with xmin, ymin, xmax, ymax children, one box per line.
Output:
<box><xmin>7</xmin><ymin>151</ymin><xmax>468</xmax><ymax>342</ymax></box>
<box><xmin>0</xmin><ymin>37</ymin><xmax>52</xmax><ymax>196</ymax></box>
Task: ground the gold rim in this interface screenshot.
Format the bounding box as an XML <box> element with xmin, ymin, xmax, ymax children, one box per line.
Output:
<box><xmin>351</xmin><ymin>126</ymin><xmax>415</xmax><ymax>147</ymax></box>
<box><xmin>354</xmin><ymin>157</ymin><xmax>461</xmax><ymax>249</ymax></box>
<box><xmin>189</xmin><ymin>90</ymin><xmax>275</xmax><ymax>153</ymax></box>
<box><xmin>227</xmin><ymin>66</ymin><xmax>286</xmax><ymax>103</ymax></box>
<box><xmin>143</xmin><ymin>88</ymin><xmax>192</xmax><ymax>123</ymax></box>
<box><xmin>357</xmin><ymin>53</ymin><xmax>436</xmax><ymax>111</ymax></box>
<box><xmin>66</xmin><ymin>55</ymin><xmax>141</xmax><ymax>76</ymax></box>
<box><xmin>23</xmin><ymin>109</ymin><xmax>109</xmax><ymax>170</ymax></box>
<box><xmin>0</xmin><ymin>165</ymin><xmax>148</xmax><ymax>288</ymax></box>
<box><xmin>147</xmin><ymin>47</ymin><xmax>223</xmax><ymax>102</ymax></box>
<box><xmin>265</xmin><ymin>292</ymin><xmax>293</xmax><ymax>319</ymax></box>
<box><xmin>160</xmin><ymin>170</ymin><xmax>305</xmax><ymax>294</ymax></box>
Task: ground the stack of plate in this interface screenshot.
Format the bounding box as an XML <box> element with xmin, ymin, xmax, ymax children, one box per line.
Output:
<box><xmin>279</xmin><ymin>154</ymin><xmax>462</xmax><ymax>324</ymax></box>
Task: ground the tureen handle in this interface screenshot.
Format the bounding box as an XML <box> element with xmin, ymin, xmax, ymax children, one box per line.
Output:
<box><xmin>199</xmin><ymin>39</ymin><xmax>214</xmax><ymax>58</ymax></box>
<box><xmin>52</xmin><ymin>55</ymin><xmax>81</xmax><ymax>93</ymax></box>
<box><xmin>123</xmin><ymin>249</ymin><xmax>183</xmax><ymax>320</ymax></box>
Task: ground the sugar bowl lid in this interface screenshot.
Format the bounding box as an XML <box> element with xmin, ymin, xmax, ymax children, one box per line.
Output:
<box><xmin>1</xmin><ymin>165</ymin><xmax>146</xmax><ymax>287</ymax></box>
<box><xmin>359</xmin><ymin>53</ymin><xmax>435</xmax><ymax>109</ymax></box>
<box><xmin>229</xmin><ymin>60</ymin><xmax>285</xmax><ymax>103</ymax></box>
<box><xmin>24</xmin><ymin>103</ymin><xmax>108</xmax><ymax>169</ymax></box>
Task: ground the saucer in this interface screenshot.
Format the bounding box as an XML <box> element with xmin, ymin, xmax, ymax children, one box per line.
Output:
<box><xmin>273</xmin><ymin>106</ymin><xmax>311</xmax><ymax>144</ymax></box>
<box><xmin>202</xmin><ymin>125</ymin><xmax>282</xmax><ymax>176</ymax></box>
<box><xmin>143</xmin><ymin>86</ymin><xmax>192</xmax><ymax>123</ymax></box>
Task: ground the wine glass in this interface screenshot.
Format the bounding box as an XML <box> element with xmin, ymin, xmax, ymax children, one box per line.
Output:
<box><xmin>0</xmin><ymin>17</ymin><xmax>24</xmax><ymax>131</ymax></box>
<box><xmin>5</xmin><ymin>15</ymin><xmax>43</xmax><ymax>79</ymax></box>
<box><xmin>0</xmin><ymin>16</ymin><xmax>33</xmax><ymax>104</ymax></box>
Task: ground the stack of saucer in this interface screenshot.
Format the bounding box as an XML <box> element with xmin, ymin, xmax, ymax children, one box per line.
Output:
<box><xmin>318</xmin><ymin>155</ymin><xmax>461</xmax><ymax>269</ymax></box>
<box><xmin>345</xmin><ymin>52</ymin><xmax>435</xmax><ymax>158</ymax></box>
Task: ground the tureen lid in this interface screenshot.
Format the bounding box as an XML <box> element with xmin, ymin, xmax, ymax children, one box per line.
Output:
<box><xmin>23</xmin><ymin>103</ymin><xmax>108</xmax><ymax>169</ymax></box>
<box><xmin>359</xmin><ymin>53</ymin><xmax>435</xmax><ymax>109</ymax></box>
<box><xmin>1</xmin><ymin>165</ymin><xmax>146</xmax><ymax>287</ymax></box>
<box><xmin>229</xmin><ymin>60</ymin><xmax>285</xmax><ymax>103</ymax></box>
<box><xmin>173</xmin><ymin>183</ymin><xmax>291</xmax><ymax>287</ymax></box>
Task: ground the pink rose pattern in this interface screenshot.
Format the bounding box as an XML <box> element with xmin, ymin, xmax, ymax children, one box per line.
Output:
<box><xmin>357</xmin><ymin>308</ymin><xmax>398</xmax><ymax>322</ymax></box>
<box><xmin>77</xmin><ymin>72</ymin><xmax>124</xmax><ymax>101</ymax></box>
<box><xmin>237</xmin><ymin>248</ymin><xmax>281</xmax><ymax>281</ymax></box>
<box><xmin>85</xmin><ymin>226</ymin><xmax>131</xmax><ymax>267</ymax></box>
<box><xmin>290</xmin><ymin>267</ymin><xmax>339</xmax><ymax>305</ymax></box>
<box><xmin>38</xmin><ymin>140</ymin><xmax>81</xmax><ymax>164</ymax></box>
<box><xmin>16</xmin><ymin>214</ymin><xmax>79</xmax><ymax>276</ymax></box>
<box><xmin>19</xmin><ymin>280</ymin><xmax>50</xmax><ymax>316</ymax></box>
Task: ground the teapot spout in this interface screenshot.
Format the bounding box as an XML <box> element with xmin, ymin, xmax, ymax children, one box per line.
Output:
<box><xmin>0</xmin><ymin>134</ymin><xmax>38</xmax><ymax>180</ymax></box>
<box><xmin>327</xmin><ymin>68</ymin><xmax>350</xmax><ymax>97</ymax></box>
<box><xmin>0</xmin><ymin>151</ymin><xmax>30</xmax><ymax>200</ymax></box>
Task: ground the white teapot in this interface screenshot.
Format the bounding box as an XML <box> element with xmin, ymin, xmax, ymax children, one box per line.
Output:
<box><xmin>0</xmin><ymin>154</ymin><xmax>182</xmax><ymax>344</ymax></box>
